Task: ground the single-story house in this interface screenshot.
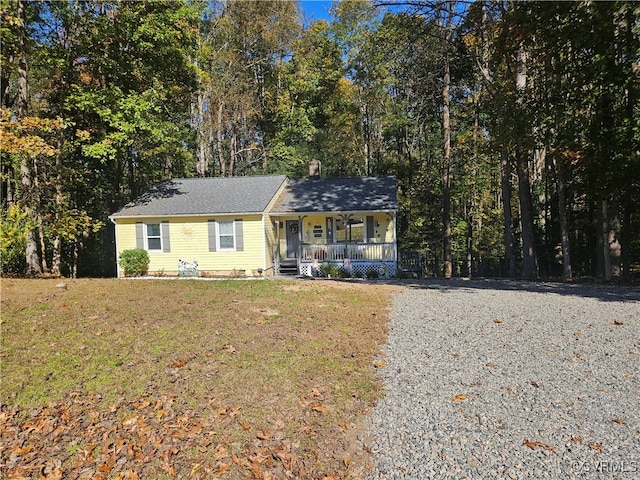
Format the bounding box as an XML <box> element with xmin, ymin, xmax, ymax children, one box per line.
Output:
<box><xmin>109</xmin><ymin>173</ymin><xmax>398</xmax><ymax>278</ymax></box>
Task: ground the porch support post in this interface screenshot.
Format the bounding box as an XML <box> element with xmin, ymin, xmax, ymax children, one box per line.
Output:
<box><xmin>275</xmin><ymin>217</ymin><xmax>280</xmax><ymax>273</ymax></box>
<box><xmin>298</xmin><ymin>215</ymin><xmax>304</xmax><ymax>273</ymax></box>
<box><xmin>392</xmin><ymin>212</ymin><xmax>398</xmax><ymax>263</ymax></box>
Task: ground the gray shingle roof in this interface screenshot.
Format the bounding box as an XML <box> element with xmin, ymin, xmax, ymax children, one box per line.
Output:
<box><xmin>110</xmin><ymin>175</ymin><xmax>287</xmax><ymax>218</ymax></box>
<box><xmin>271</xmin><ymin>176</ymin><xmax>397</xmax><ymax>213</ymax></box>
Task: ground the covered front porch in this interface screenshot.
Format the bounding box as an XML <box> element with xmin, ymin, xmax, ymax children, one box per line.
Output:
<box><xmin>272</xmin><ymin>212</ymin><xmax>398</xmax><ymax>278</ymax></box>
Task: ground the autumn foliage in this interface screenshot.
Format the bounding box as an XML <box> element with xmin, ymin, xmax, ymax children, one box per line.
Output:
<box><xmin>1</xmin><ymin>391</ymin><xmax>311</xmax><ymax>479</ymax></box>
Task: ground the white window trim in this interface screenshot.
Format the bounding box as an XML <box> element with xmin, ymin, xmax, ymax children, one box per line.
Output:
<box><xmin>217</xmin><ymin>220</ymin><xmax>236</xmax><ymax>251</ymax></box>
<box><xmin>145</xmin><ymin>222</ymin><xmax>163</xmax><ymax>252</ymax></box>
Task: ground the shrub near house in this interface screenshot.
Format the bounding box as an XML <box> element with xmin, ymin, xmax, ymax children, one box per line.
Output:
<box><xmin>118</xmin><ymin>248</ymin><xmax>150</xmax><ymax>277</ymax></box>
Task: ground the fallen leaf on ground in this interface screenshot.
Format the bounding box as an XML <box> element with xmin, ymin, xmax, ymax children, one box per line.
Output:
<box><xmin>493</xmin><ymin>319</ymin><xmax>503</xmax><ymax>324</ymax></box>
<box><xmin>373</xmin><ymin>360</ymin><xmax>386</xmax><ymax>368</ymax></box>
<box><xmin>122</xmin><ymin>416</ymin><xmax>138</xmax><ymax>427</ymax></box>
<box><xmin>44</xmin><ymin>465</ymin><xmax>63</xmax><ymax>480</ymax></box>
<box><xmin>216</xmin><ymin>406</ymin><xmax>241</xmax><ymax>418</ymax></box>
<box><xmin>249</xmin><ymin>448</ymin><xmax>271</xmax><ymax>465</ymax></box>
<box><xmin>170</xmin><ymin>359</ymin><xmax>187</xmax><ymax>368</ymax></box>
<box><xmin>310</xmin><ymin>403</ymin><xmax>328</xmax><ymax>414</ymax></box>
<box><xmin>120</xmin><ymin>470</ymin><xmax>140</xmax><ymax>480</ymax></box>
<box><xmin>257</xmin><ymin>430</ymin><xmax>273</xmax><ymax>440</ymax></box>
<box><xmin>12</xmin><ymin>445</ymin><xmax>32</xmax><ymax>455</ymax></box>
<box><xmin>452</xmin><ymin>394</ymin><xmax>468</xmax><ymax>402</ymax></box>
<box><xmin>522</xmin><ymin>439</ymin><xmax>556</xmax><ymax>451</ymax></box>
<box><xmin>213</xmin><ymin>444</ymin><xmax>229</xmax><ymax>460</ymax></box>
<box><xmin>216</xmin><ymin>461</ymin><xmax>231</xmax><ymax>473</ymax></box>
<box><xmin>162</xmin><ymin>463</ymin><xmax>176</xmax><ymax>476</ymax></box>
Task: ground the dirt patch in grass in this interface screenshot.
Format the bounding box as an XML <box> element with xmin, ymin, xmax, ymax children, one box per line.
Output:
<box><xmin>1</xmin><ymin>278</ymin><xmax>399</xmax><ymax>479</ymax></box>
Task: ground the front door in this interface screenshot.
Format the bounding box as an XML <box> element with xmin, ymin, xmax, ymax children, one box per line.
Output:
<box><xmin>285</xmin><ymin>220</ymin><xmax>300</xmax><ymax>258</ymax></box>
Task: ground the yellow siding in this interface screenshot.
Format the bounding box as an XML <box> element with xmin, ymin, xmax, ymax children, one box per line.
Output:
<box><xmin>262</xmin><ymin>181</ymin><xmax>287</xmax><ymax>274</ymax></box>
<box><xmin>277</xmin><ymin>220</ymin><xmax>287</xmax><ymax>257</ymax></box>
<box><xmin>114</xmin><ymin>215</ymin><xmax>267</xmax><ymax>276</ymax></box>
<box><xmin>376</xmin><ymin>214</ymin><xmax>395</xmax><ymax>243</ymax></box>
<box><xmin>264</xmin><ymin>216</ymin><xmax>277</xmax><ymax>273</ymax></box>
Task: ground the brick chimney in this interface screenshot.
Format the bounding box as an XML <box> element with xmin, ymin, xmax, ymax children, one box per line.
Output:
<box><xmin>309</xmin><ymin>159</ymin><xmax>321</xmax><ymax>178</ymax></box>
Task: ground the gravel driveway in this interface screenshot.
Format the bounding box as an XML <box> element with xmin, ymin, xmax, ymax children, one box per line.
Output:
<box><xmin>366</xmin><ymin>279</ymin><xmax>640</xmax><ymax>479</ymax></box>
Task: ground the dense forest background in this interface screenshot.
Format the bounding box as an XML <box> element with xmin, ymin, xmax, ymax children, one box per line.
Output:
<box><xmin>1</xmin><ymin>0</ymin><xmax>638</xmax><ymax>280</ymax></box>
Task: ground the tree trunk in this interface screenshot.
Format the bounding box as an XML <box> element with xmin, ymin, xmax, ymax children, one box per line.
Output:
<box><xmin>52</xmin><ymin>139</ymin><xmax>64</xmax><ymax>276</ymax></box>
<box><xmin>501</xmin><ymin>151</ymin><xmax>516</xmax><ymax>277</ymax></box>
<box><xmin>601</xmin><ymin>196</ymin><xmax>612</xmax><ymax>281</ymax></box>
<box><xmin>517</xmin><ymin>152</ymin><xmax>537</xmax><ymax>279</ymax></box>
<box><xmin>17</xmin><ymin>0</ymin><xmax>42</xmax><ymax>275</ymax></box>
<box><xmin>72</xmin><ymin>242</ymin><xmax>79</xmax><ymax>278</ymax></box>
<box><xmin>3</xmin><ymin>164</ymin><xmax>15</xmax><ymax>205</ymax></box>
<box><xmin>127</xmin><ymin>154</ymin><xmax>136</xmax><ymax>199</ymax></box>
<box><xmin>362</xmin><ymin>99</ymin><xmax>371</xmax><ymax>177</ymax></box>
<box><xmin>36</xmin><ymin>212</ymin><xmax>48</xmax><ymax>273</ymax></box>
<box><xmin>31</xmin><ymin>157</ymin><xmax>49</xmax><ymax>274</ymax></box>
<box><xmin>553</xmin><ymin>156</ymin><xmax>572</xmax><ymax>281</ymax></box>
<box><xmin>21</xmin><ymin>173</ymin><xmax>41</xmax><ymax>275</ymax></box>
<box><xmin>466</xmin><ymin>214</ymin><xmax>473</xmax><ymax>278</ymax></box>
<box><xmin>195</xmin><ymin>89</ymin><xmax>210</xmax><ymax>177</ymax></box>
<box><xmin>514</xmin><ymin>43</ymin><xmax>536</xmax><ymax>280</ymax></box>
<box><xmin>621</xmin><ymin>189</ymin><xmax>631</xmax><ymax>281</ymax></box>
<box><xmin>229</xmin><ymin>125</ymin><xmax>237</xmax><ymax>177</ymax></box>
<box><xmin>442</xmin><ymin>50</ymin><xmax>452</xmax><ymax>279</ymax></box>
<box><xmin>607</xmin><ymin>192</ymin><xmax>621</xmax><ymax>278</ymax></box>
<box><xmin>621</xmin><ymin>6</ymin><xmax>635</xmax><ymax>282</ymax></box>
<box><xmin>217</xmin><ymin>102</ymin><xmax>226</xmax><ymax>177</ymax></box>
<box><xmin>534</xmin><ymin>147</ymin><xmax>548</xmax><ymax>272</ymax></box>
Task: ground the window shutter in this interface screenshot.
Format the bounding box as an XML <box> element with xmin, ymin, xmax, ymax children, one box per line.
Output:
<box><xmin>366</xmin><ymin>216</ymin><xmax>375</xmax><ymax>242</ymax></box>
<box><xmin>161</xmin><ymin>221</ymin><xmax>170</xmax><ymax>252</ymax></box>
<box><xmin>208</xmin><ymin>220</ymin><xmax>216</xmax><ymax>252</ymax></box>
<box><xmin>235</xmin><ymin>219</ymin><xmax>243</xmax><ymax>251</ymax></box>
<box><xmin>136</xmin><ymin>222</ymin><xmax>144</xmax><ymax>249</ymax></box>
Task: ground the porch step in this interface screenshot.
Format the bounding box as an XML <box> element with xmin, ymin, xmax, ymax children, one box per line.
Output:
<box><xmin>278</xmin><ymin>260</ymin><xmax>298</xmax><ymax>276</ymax></box>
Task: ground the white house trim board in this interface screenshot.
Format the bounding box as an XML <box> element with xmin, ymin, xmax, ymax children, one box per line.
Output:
<box><xmin>112</xmin><ymin>217</ymin><xmax>121</xmax><ymax>277</ymax></box>
<box><xmin>262</xmin><ymin>213</ymin><xmax>267</xmax><ymax>271</ymax></box>
<box><xmin>108</xmin><ymin>212</ymin><xmax>265</xmax><ymax>221</ymax></box>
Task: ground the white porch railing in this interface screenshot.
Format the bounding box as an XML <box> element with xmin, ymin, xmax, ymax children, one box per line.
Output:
<box><xmin>301</xmin><ymin>243</ymin><xmax>396</xmax><ymax>262</ymax></box>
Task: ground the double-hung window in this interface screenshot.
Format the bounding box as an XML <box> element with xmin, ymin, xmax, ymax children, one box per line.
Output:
<box><xmin>208</xmin><ymin>219</ymin><xmax>243</xmax><ymax>252</ymax></box>
<box><xmin>218</xmin><ymin>220</ymin><xmax>235</xmax><ymax>250</ymax></box>
<box><xmin>146</xmin><ymin>223</ymin><xmax>162</xmax><ymax>251</ymax></box>
<box><xmin>136</xmin><ymin>221</ymin><xmax>170</xmax><ymax>252</ymax></box>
